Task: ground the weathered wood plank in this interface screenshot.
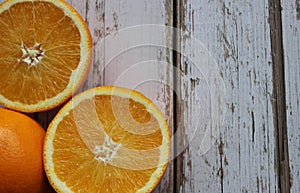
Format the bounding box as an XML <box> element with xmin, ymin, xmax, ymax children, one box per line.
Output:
<box><xmin>282</xmin><ymin>0</ymin><xmax>300</xmax><ymax>192</ymax></box>
<box><xmin>178</xmin><ymin>0</ymin><xmax>278</xmax><ymax>192</ymax></box>
<box><xmin>36</xmin><ymin>0</ymin><xmax>174</xmax><ymax>192</ymax></box>
<box><xmin>102</xmin><ymin>1</ymin><xmax>174</xmax><ymax>192</ymax></box>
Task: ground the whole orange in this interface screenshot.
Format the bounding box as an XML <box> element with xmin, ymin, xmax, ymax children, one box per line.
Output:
<box><xmin>0</xmin><ymin>108</ymin><xmax>51</xmax><ymax>193</ymax></box>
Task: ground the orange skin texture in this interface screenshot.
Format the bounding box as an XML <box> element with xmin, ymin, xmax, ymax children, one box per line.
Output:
<box><xmin>0</xmin><ymin>108</ymin><xmax>52</xmax><ymax>193</ymax></box>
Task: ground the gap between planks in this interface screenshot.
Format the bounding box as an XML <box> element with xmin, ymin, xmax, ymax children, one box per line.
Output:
<box><xmin>172</xmin><ymin>0</ymin><xmax>184</xmax><ymax>192</ymax></box>
<box><xmin>268</xmin><ymin>0</ymin><xmax>291</xmax><ymax>192</ymax></box>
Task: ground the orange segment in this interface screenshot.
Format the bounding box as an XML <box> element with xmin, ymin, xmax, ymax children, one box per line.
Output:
<box><xmin>0</xmin><ymin>0</ymin><xmax>92</xmax><ymax>112</ymax></box>
<box><xmin>33</xmin><ymin>1</ymin><xmax>67</xmax><ymax>43</ymax></box>
<box><xmin>44</xmin><ymin>86</ymin><xmax>170</xmax><ymax>193</ymax></box>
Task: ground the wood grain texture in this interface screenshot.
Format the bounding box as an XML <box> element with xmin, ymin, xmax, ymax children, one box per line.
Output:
<box><xmin>282</xmin><ymin>0</ymin><xmax>300</xmax><ymax>192</ymax></box>
<box><xmin>178</xmin><ymin>0</ymin><xmax>278</xmax><ymax>192</ymax></box>
<box><xmin>1</xmin><ymin>0</ymin><xmax>300</xmax><ymax>192</ymax></box>
<box><xmin>37</xmin><ymin>0</ymin><xmax>175</xmax><ymax>192</ymax></box>
<box><xmin>102</xmin><ymin>1</ymin><xmax>174</xmax><ymax>192</ymax></box>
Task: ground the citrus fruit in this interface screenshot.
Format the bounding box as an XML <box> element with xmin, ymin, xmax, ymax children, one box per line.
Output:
<box><xmin>44</xmin><ymin>86</ymin><xmax>170</xmax><ymax>193</ymax></box>
<box><xmin>0</xmin><ymin>0</ymin><xmax>93</xmax><ymax>112</ymax></box>
<box><xmin>0</xmin><ymin>108</ymin><xmax>52</xmax><ymax>193</ymax></box>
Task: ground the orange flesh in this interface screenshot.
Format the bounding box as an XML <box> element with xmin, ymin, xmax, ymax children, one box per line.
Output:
<box><xmin>51</xmin><ymin>95</ymin><xmax>163</xmax><ymax>192</ymax></box>
<box><xmin>0</xmin><ymin>1</ymin><xmax>81</xmax><ymax>105</ymax></box>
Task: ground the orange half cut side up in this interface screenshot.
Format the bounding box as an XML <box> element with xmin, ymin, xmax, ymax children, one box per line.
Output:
<box><xmin>0</xmin><ymin>0</ymin><xmax>93</xmax><ymax>112</ymax></box>
<box><xmin>44</xmin><ymin>86</ymin><xmax>171</xmax><ymax>193</ymax></box>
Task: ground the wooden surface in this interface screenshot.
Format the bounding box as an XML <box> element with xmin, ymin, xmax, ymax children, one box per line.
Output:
<box><xmin>282</xmin><ymin>0</ymin><xmax>300</xmax><ymax>192</ymax></box>
<box><xmin>42</xmin><ymin>0</ymin><xmax>175</xmax><ymax>192</ymax></box>
<box><xmin>1</xmin><ymin>0</ymin><xmax>297</xmax><ymax>192</ymax></box>
<box><xmin>38</xmin><ymin>0</ymin><xmax>299</xmax><ymax>192</ymax></box>
<box><xmin>178</xmin><ymin>0</ymin><xmax>277</xmax><ymax>192</ymax></box>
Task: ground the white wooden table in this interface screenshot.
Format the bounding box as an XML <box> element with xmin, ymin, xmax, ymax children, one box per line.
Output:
<box><xmin>31</xmin><ymin>0</ymin><xmax>299</xmax><ymax>192</ymax></box>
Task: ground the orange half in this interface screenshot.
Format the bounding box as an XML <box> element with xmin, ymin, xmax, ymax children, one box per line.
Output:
<box><xmin>0</xmin><ymin>0</ymin><xmax>93</xmax><ymax>112</ymax></box>
<box><xmin>44</xmin><ymin>86</ymin><xmax>170</xmax><ymax>193</ymax></box>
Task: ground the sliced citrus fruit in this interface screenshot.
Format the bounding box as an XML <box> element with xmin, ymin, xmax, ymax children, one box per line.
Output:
<box><xmin>44</xmin><ymin>86</ymin><xmax>170</xmax><ymax>193</ymax></box>
<box><xmin>0</xmin><ymin>0</ymin><xmax>92</xmax><ymax>112</ymax></box>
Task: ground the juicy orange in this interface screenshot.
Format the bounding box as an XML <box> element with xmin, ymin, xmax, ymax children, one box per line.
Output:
<box><xmin>0</xmin><ymin>0</ymin><xmax>93</xmax><ymax>112</ymax></box>
<box><xmin>0</xmin><ymin>108</ymin><xmax>52</xmax><ymax>193</ymax></box>
<box><xmin>44</xmin><ymin>86</ymin><xmax>170</xmax><ymax>193</ymax></box>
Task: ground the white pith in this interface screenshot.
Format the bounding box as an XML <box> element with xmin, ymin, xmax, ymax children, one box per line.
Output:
<box><xmin>19</xmin><ymin>42</ymin><xmax>45</xmax><ymax>66</ymax></box>
<box><xmin>94</xmin><ymin>135</ymin><xmax>122</xmax><ymax>163</ymax></box>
